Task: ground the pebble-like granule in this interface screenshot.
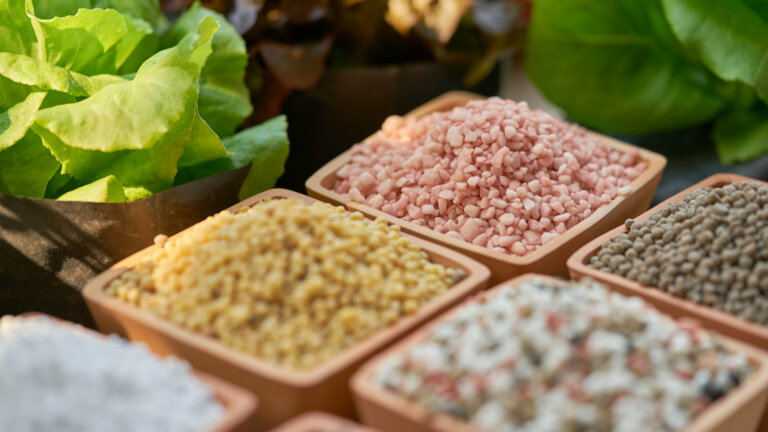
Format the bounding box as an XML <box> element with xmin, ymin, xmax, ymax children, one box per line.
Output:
<box><xmin>108</xmin><ymin>198</ymin><xmax>464</xmax><ymax>370</ymax></box>
<box><xmin>374</xmin><ymin>279</ymin><xmax>752</xmax><ymax>432</ymax></box>
<box><xmin>334</xmin><ymin>98</ymin><xmax>647</xmax><ymax>256</ymax></box>
<box><xmin>590</xmin><ymin>182</ymin><xmax>768</xmax><ymax>324</ymax></box>
<box><xmin>0</xmin><ymin>315</ymin><xmax>223</xmax><ymax>432</ymax></box>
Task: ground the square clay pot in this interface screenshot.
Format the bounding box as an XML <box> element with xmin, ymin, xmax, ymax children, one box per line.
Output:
<box><xmin>305</xmin><ymin>91</ymin><xmax>667</xmax><ymax>284</ymax></box>
<box><xmin>269</xmin><ymin>412</ymin><xmax>376</xmax><ymax>432</ymax></box>
<box><xmin>83</xmin><ymin>189</ymin><xmax>490</xmax><ymax>430</ymax></box>
<box><xmin>16</xmin><ymin>313</ymin><xmax>258</xmax><ymax>432</ymax></box>
<box><xmin>350</xmin><ymin>274</ymin><xmax>768</xmax><ymax>432</ymax></box>
<box><xmin>568</xmin><ymin>174</ymin><xmax>768</xmax><ymax>350</ymax></box>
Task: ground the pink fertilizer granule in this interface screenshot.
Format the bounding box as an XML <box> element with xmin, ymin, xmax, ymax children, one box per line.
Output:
<box><xmin>333</xmin><ymin>98</ymin><xmax>647</xmax><ymax>256</ymax></box>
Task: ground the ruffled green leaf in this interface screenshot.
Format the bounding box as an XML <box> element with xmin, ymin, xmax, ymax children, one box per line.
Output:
<box><xmin>0</xmin><ymin>132</ymin><xmax>59</xmax><ymax>197</ymax></box>
<box><xmin>33</xmin><ymin>17</ymin><xmax>217</xmax><ymax>152</ymax></box>
<box><xmin>162</xmin><ymin>1</ymin><xmax>252</xmax><ymax>136</ymax></box>
<box><xmin>57</xmin><ymin>174</ymin><xmax>125</xmax><ymax>202</ymax></box>
<box><xmin>0</xmin><ymin>0</ymin><xmax>36</xmax><ymax>55</ymax></box>
<box><xmin>0</xmin><ymin>52</ymin><xmax>103</xmax><ymax>97</ymax></box>
<box><xmin>30</xmin><ymin>8</ymin><xmax>155</xmax><ymax>75</ymax></box>
<box><xmin>178</xmin><ymin>111</ymin><xmax>227</xmax><ymax>167</ymax></box>
<box><xmin>0</xmin><ymin>91</ymin><xmax>45</xmax><ymax>151</ymax></box>
<box><xmin>235</xmin><ymin>115</ymin><xmax>290</xmax><ymax>200</ymax></box>
<box><xmin>32</xmin><ymin>16</ymin><xmax>219</xmax><ymax>192</ymax></box>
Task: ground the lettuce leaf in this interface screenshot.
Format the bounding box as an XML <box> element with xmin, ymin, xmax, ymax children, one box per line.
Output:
<box><xmin>0</xmin><ymin>52</ymin><xmax>117</xmax><ymax>98</ymax></box>
<box><xmin>0</xmin><ymin>92</ymin><xmax>57</xmax><ymax>197</ymax></box>
<box><xmin>0</xmin><ymin>1</ymin><xmax>283</xmax><ymax>201</ymax></box>
<box><xmin>30</xmin><ymin>8</ymin><xmax>155</xmax><ymax>76</ymax></box>
<box><xmin>175</xmin><ymin>115</ymin><xmax>289</xmax><ymax>199</ymax></box>
<box><xmin>32</xmin><ymin>16</ymin><xmax>219</xmax><ymax>192</ymax></box>
<box><xmin>0</xmin><ymin>91</ymin><xmax>45</xmax><ymax>150</ymax></box>
<box><xmin>234</xmin><ymin>115</ymin><xmax>290</xmax><ymax>200</ymax></box>
<box><xmin>34</xmin><ymin>17</ymin><xmax>217</xmax><ymax>152</ymax></box>
<box><xmin>0</xmin><ymin>132</ymin><xmax>59</xmax><ymax>197</ymax></box>
<box><xmin>714</xmin><ymin>105</ymin><xmax>768</xmax><ymax>164</ymax></box>
<box><xmin>57</xmin><ymin>174</ymin><xmax>126</xmax><ymax>202</ymax></box>
<box><xmin>161</xmin><ymin>1</ymin><xmax>252</xmax><ymax>136</ymax></box>
<box><xmin>178</xmin><ymin>111</ymin><xmax>227</xmax><ymax>167</ymax></box>
<box><xmin>661</xmin><ymin>0</ymin><xmax>768</xmax><ymax>104</ymax></box>
<box><xmin>525</xmin><ymin>0</ymin><xmax>729</xmax><ymax>135</ymax></box>
<box><xmin>0</xmin><ymin>0</ymin><xmax>37</xmax><ymax>55</ymax></box>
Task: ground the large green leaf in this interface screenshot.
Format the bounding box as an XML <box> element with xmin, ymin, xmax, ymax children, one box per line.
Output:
<box><xmin>57</xmin><ymin>174</ymin><xmax>126</xmax><ymax>202</ymax></box>
<box><xmin>661</xmin><ymin>0</ymin><xmax>768</xmax><ymax>104</ymax></box>
<box><xmin>525</xmin><ymin>0</ymin><xmax>729</xmax><ymax>134</ymax></box>
<box><xmin>0</xmin><ymin>75</ymin><xmax>32</xmax><ymax>110</ymax></box>
<box><xmin>162</xmin><ymin>1</ymin><xmax>252</xmax><ymax>136</ymax></box>
<box><xmin>0</xmin><ymin>52</ymin><xmax>100</xmax><ymax>97</ymax></box>
<box><xmin>233</xmin><ymin>115</ymin><xmax>289</xmax><ymax>199</ymax></box>
<box><xmin>743</xmin><ymin>0</ymin><xmax>768</xmax><ymax>20</ymax></box>
<box><xmin>0</xmin><ymin>0</ymin><xmax>36</xmax><ymax>55</ymax></box>
<box><xmin>30</xmin><ymin>8</ymin><xmax>155</xmax><ymax>75</ymax></box>
<box><xmin>178</xmin><ymin>111</ymin><xmax>227</xmax><ymax>167</ymax></box>
<box><xmin>34</xmin><ymin>17</ymin><xmax>217</xmax><ymax>152</ymax></box>
<box><xmin>44</xmin><ymin>168</ymin><xmax>77</xmax><ymax>198</ymax></box>
<box><xmin>714</xmin><ymin>105</ymin><xmax>768</xmax><ymax>164</ymax></box>
<box><xmin>0</xmin><ymin>132</ymin><xmax>60</xmax><ymax>197</ymax></box>
<box><xmin>34</xmin><ymin>97</ymin><xmax>192</xmax><ymax>192</ymax></box>
<box><xmin>32</xmin><ymin>16</ymin><xmax>219</xmax><ymax>191</ymax></box>
<box><xmin>0</xmin><ymin>91</ymin><xmax>45</xmax><ymax>150</ymax></box>
<box><xmin>174</xmin><ymin>115</ymin><xmax>289</xmax><ymax>197</ymax></box>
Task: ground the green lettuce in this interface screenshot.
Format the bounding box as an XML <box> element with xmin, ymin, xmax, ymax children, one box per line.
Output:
<box><xmin>33</xmin><ymin>16</ymin><xmax>218</xmax><ymax>192</ymax></box>
<box><xmin>0</xmin><ymin>92</ymin><xmax>59</xmax><ymax>197</ymax></box>
<box><xmin>160</xmin><ymin>1</ymin><xmax>252</xmax><ymax>136</ymax></box>
<box><xmin>176</xmin><ymin>115</ymin><xmax>290</xmax><ymax>200</ymax></box>
<box><xmin>525</xmin><ymin>0</ymin><xmax>768</xmax><ymax>164</ymax></box>
<box><xmin>30</xmin><ymin>7</ymin><xmax>155</xmax><ymax>76</ymax></box>
<box><xmin>0</xmin><ymin>0</ymin><xmax>288</xmax><ymax>203</ymax></box>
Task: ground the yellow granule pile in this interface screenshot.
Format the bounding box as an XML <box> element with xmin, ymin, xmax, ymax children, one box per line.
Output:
<box><xmin>108</xmin><ymin>198</ymin><xmax>464</xmax><ymax>369</ymax></box>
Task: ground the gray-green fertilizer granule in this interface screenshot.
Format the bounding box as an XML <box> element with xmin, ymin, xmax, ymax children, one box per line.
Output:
<box><xmin>590</xmin><ymin>182</ymin><xmax>768</xmax><ymax>324</ymax></box>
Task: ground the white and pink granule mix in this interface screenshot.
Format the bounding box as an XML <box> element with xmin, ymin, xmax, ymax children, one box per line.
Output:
<box><xmin>333</xmin><ymin>98</ymin><xmax>647</xmax><ymax>256</ymax></box>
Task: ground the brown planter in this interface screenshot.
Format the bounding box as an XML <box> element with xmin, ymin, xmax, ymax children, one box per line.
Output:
<box><xmin>83</xmin><ymin>188</ymin><xmax>490</xmax><ymax>429</ymax></box>
<box><xmin>306</xmin><ymin>91</ymin><xmax>667</xmax><ymax>284</ymax></box>
<box><xmin>351</xmin><ymin>274</ymin><xmax>768</xmax><ymax>432</ymax></box>
<box><xmin>0</xmin><ymin>166</ymin><xmax>249</xmax><ymax>326</ymax></box>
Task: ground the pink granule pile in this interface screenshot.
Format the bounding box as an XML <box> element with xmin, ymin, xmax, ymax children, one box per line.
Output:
<box><xmin>333</xmin><ymin>98</ymin><xmax>647</xmax><ymax>256</ymax></box>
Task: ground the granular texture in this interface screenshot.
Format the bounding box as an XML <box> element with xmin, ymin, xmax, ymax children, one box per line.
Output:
<box><xmin>109</xmin><ymin>198</ymin><xmax>464</xmax><ymax>370</ymax></box>
<box><xmin>374</xmin><ymin>279</ymin><xmax>752</xmax><ymax>432</ymax></box>
<box><xmin>333</xmin><ymin>98</ymin><xmax>647</xmax><ymax>256</ymax></box>
<box><xmin>0</xmin><ymin>316</ymin><xmax>223</xmax><ymax>432</ymax></box>
<box><xmin>590</xmin><ymin>182</ymin><xmax>768</xmax><ymax>324</ymax></box>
